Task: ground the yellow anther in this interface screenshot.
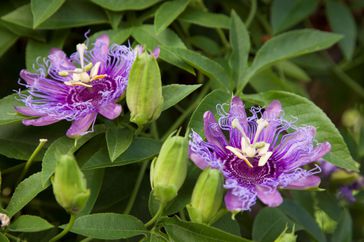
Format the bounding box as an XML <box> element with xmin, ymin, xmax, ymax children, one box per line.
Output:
<box><xmin>84</xmin><ymin>62</ymin><xmax>93</xmax><ymax>71</ymax></box>
<box><xmin>226</xmin><ymin>146</ymin><xmax>253</xmax><ymax>168</ymax></box>
<box><xmin>58</xmin><ymin>71</ymin><xmax>69</xmax><ymax>76</ymax></box>
<box><xmin>64</xmin><ymin>81</ymin><xmax>92</xmax><ymax>88</ymax></box>
<box><xmin>90</xmin><ymin>74</ymin><xmax>107</xmax><ymax>82</ymax></box>
<box><xmin>258</xmin><ymin>151</ymin><xmax>272</xmax><ymax>167</ymax></box>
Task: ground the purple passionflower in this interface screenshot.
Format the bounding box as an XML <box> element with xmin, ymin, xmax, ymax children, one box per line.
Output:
<box><xmin>16</xmin><ymin>35</ymin><xmax>136</xmax><ymax>137</ymax></box>
<box><xmin>189</xmin><ymin>96</ymin><xmax>331</xmax><ymax>212</ymax></box>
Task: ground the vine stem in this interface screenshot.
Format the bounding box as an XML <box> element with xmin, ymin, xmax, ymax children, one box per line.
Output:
<box><xmin>145</xmin><ymin>203</ymin><xmax>165</xmax><ymax>228</ymax></box>
<box><xmin>49</xmin><ymin>214</ymin><xmax>76</xmax><ymax>242</ymax></box>
<box><xmin>123</xmin><ymin>160</ymin><xmax>149</xmax><ymax>214</ymax></box>
<box><xmin>245</xmin><ymin>0</ymin><xmax>257</xmax><ymax>28</ymax></box>
<box><xmin>17</xmin><ymin>139</ymin><xmax>47</xmax><ymax>184</ymax></box>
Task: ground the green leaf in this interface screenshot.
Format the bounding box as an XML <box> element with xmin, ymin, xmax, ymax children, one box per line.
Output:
<box><xmin>163</xmin><ymin>217</ymin><xmax>251</xmax><ymax>242</ymax></box>
<box><xmin>244</xmin><ymin>90</ymin><xmax>359</xmax><ymax>171</ymax></box>
<box><xmin>252</xmin><ymin>207</ymin><xmax>294</xmax><ymax>242</ymax></box>
<box><xmin>179</xmin><ymin>9</ymin><xmax>230</xmax><ymax>29</ymax></box>
<box><xmin>326</xmin><ymin>0</ymin><xmax>357</xmax><ymax>60</ymax></box>
<box><xmin>0</xmin><ymin>25</ymin><xmax>18</xmax><ymax>57</ymax></box>
<box><xmin>189</xmin><ymin>36</ymin><xmax>220</xmax><ymax>55</ymax></box>
<box><xmin>8</xmin><ymin>215</ymin><xmax>53</xmax><ymax>232</ymax></box>
<box><xmin>0</xmin><ymin>93</ymin><xmax>24</xmax><ymax>126</ymax></box>
<box><xmin>31</xmin><ymin>0</ymin><xmax>65</xmax><ymax>28</ymax></box>
<box><xmin>271</xmin><ymin>0</ymin><xmax>318</xmax><ymax>34</ymax></box>
<box><xmin>26</xmin><ymin>30</ymin><xmax>68</xmax><ymax>70</ymax></box>
<box><xmin>106</xmin><ymin>127</ymin><xmax>134</xmax><ymax>162</ymax></box>
<box><xmin>132</xmin><ymin>25</ymin><xmax>194</xmax><ymax>74</ymax></box>
<box><xmin>240</xmin><ymin>29</ymin><xmax>342</xmax><ymax>90</ymax></box>
<box><xmin>91</xmin><ymin>0</ymin><xmax>161</xmax><ymax>11</ymax></box>
<box><xmin>69</xmin><ymin>213</ymin><xmax>146</xmax><ymax>239</ymax></box>
<box><xmin>41</xmin><ymin>126</ymin><xmax>104</xmax><ymax>186</ymax></box>
<box><xmin>6</xmin><ymin>172</ymin><xmax>50</xmax><ymax>217</ymax></box>
<box><xmin>2</xmin><ymin>2</ymin><xmax>108</xmax><ymax>29</ymax></box>
<box><xmin>280</xmin><ymin>200</ymin><xmax>326</xmax><ymax>242</ymax></box>
<box><xmin>162</xmin><ymin>84</ymin><xmax>201</xmax><ymax>111</ymax></box>
<box><xmin>188</xmin><ymin>89</ymin><xmax>231</xmax><ymax>136</ymax></box>
<box><xmin>155</xmin><ymin>0</ymin><xmax>190</xmax><ymax>34</ymax></box>
<box><xmin>89</xmin><ymin>28</ymin><xmax>132</xmax><ymax>44</ymax></box>
<box><xmin>229</xmin><ymin>11</ymin><xmax>250</xmax><ymax>88</ymax></box>
<box><xmin>172</xmin><ymin>48</ymin><xmax>231</xmax><ymax>90</ymax></box>
<box><xmin>82</xmin><ymin>138</ymin><xmax>161</xmax><ymax>170</ymax></box>
<box><xmin>332</xmin><ymin>209</ymin><xmax>352</xmax><ymax>242</ymax></box>
<box><xmin>0</xmin><ymin>233</ymin><xmax>9</xmax><ymax>242</ymax></box>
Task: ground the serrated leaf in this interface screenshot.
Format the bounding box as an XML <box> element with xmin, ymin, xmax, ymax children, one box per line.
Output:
<box><xmin>162</xmin><ymin>84</ymin><xmax>201</xmax><ymax>111</ymax></box>
<box><xmin>163</xmin><ymin>217</ymin><xmax>251</xmax><ymax>242</ymax></box>
<box><xmin>229</xmin><ymin>11</ymin><xmax>250</xmax><ymax>88</ymax></box>
<box><xmin>239</xmin><ymin>29</ymin><xmax>342</xmax><ymax>90</ymax></box>
<box><xmin>188</xmin><ymin>89</ymin><xmax>231</xmax><ymax>136</ymax></box>
<box><xmin>179</xmin><ymin>9</ymin><xmax>230</xmax><ymax>29</ymax></box>
<box><xmin>106</xmin><ymin>127</ymin><xmax>134</xmax><ymax>162</ymax></box>
<box><xmin>155</xmin><ymin>0</ymin><xmax>190</xmax><ymax>34</ymax></box>
<box><xmin>6</xmin><ymin>173</ymin><xmax>50</xmax><ymax>217</ymax></box>
<box><xmin>252</xmin><ymin>207</ymin><xmax>294</xmax><ymax>242</ymax></box>
<box><xmin>326</xmin><ymin>1</ymin><xmax>357</xmax><ymax>60</ymax></box>
<box><xmin>82</xmin><ymin>138</ymin><xmax>161</xmax><ymax>170</ymax></box>
<box><xmin>90</xmin><ymin>0</ymin><xmax>161</xmax><ymax>11</ymax></box>
<box><xmin>31</xmin><ymin>0</ymin><xmax>65</xmax><ymax>28</ymax></box>
<box><xmin>68</xmin><ymin>213</ymin><xmax>146</xmax><ymax>239</ymax></box>
<box><xmin>271</xmin><ymin>0</ymin><xmax>318</xmax><ymax>34</ymax></box>
<box><xmin>280</xmin><ymin>200</ymin><xmax>326</xmax><ymax>242</ymax></box>
<box><xmin>8</xmin><ymin>215</ymin><xmax>53</xmax><ymax>232</ymax></box>
<box><xmin>2</xmin><ymin>2</ymin><xmax>108</xmax><ymax>29</ymax></box>
<box><xmin>26</xmin><ymin>30</ymin><xmax>68</xmax><ymax>70</ymax></box>
<box><xmin>244</xmin><ymin>90</ymin><xmax>359</xmax><ymax>171</ymax></box>
<box><xmin>41</xmin><ymin>126</ymin><xmax>104</xmax><ymax>186</ymax></box>
<box><xmin>172</xmin><ymin>48</ymin><xmax>231</xmax><ymax>90</ymax></box>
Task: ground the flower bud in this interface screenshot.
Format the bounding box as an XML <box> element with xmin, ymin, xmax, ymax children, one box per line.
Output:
<box><xmin>187</xmin><ymin>168</ymin><xmax>224</xmax><ymax>224</ymax></box>
<box><xmin>331</xmin><ymin>169</ymin><xmax>360</xmax><ymax>185</ymax></box>
<box><xmin>126</xmin><ymin>46</ymin><xmax>163</xmax><ymax>127</ymax></box>
<box><xmin>315</xmin><ymin>210</ymin><xmax>337</xmax><ymax>233</ymax></box>
<box><xmin>52</xmin><ymin>153</ymin><xmax>90</xmax><ymax>214</ymax></box>
<box><xmin>150</xmin><ymin>133</ymin><xmax>188</xmax><ymax>203</ymax></box>
<box><xmin>342</xmin><ymin>109</ymin><xmax>361</xmax><ymax>129</ymax></box>
<box><xmin>274</xmin><ymin>225</ymin><xmax>297</xmax><ymax>242</ymax></box>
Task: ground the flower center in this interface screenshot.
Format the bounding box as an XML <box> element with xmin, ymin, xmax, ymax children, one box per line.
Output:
<box><xmin>225</xmin><ymin>118</ymin><xmax>273</xmax><ymax>168</ymax></box>
<box><xmin>58</xmin><ymin>43</ymin><xmax>107</xmax><ymax>87</ymax></box>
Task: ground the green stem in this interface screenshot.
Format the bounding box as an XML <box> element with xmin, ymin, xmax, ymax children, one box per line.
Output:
<box><xmin>151</xmin><ymin>122</ymin><xmax>159</xmax><ymax>140</ymax></box>
<box><xmin>245</xmin><ymin>0</ymin><xmax>257</xmax><ymax>28</ymax></box>
<box><xmin>145</xmin><ymin>203</ymin><xmax>165</xmax><ymax>228</ymax></box>
<box><xmin>161</xmin><ymin>82</ymin><xmax>210</xmax><ymax>141</ymax></box>
<box><xmin>123</xmin><ymin>160</ymin><xmax>149</xmax><ymax>214</ymax></box>
<box><xmin>49</xmin><ymin>214</ymin><xmax>76</xmax><ymax>242</ymax></box>
<box><xmin>332</xmin><ymin>66</ymin><xmax>364</xmax><ymax>98</ymax></box>
<box><xmin>5</xmin><ymin>233</ymin><xmax>23</xmax><ymax>242</ymax></box>
<box><xmin>216</xmin><ymin>29</ymin><xmax>230</xmax><ymax>49</ymax></box>
<box><xmin>17</xmin><ymin>139</ymin><xmax>47</xmax><ymax>184</ymax></box>
<box><xmin>2</xmin><ymin>163</ymin><xmax>25</xmax><ymax>175</ymax></box>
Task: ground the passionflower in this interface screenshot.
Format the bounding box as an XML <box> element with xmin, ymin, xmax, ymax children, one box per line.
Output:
<box><xmin>189</xmin><ymin>96</ymin><xmax>331</xmax><ymax>213</ymax></box>
<box><xmin>16</xmin><ymin>35</ymin><xmax>136</xmax><ymax>137</ymax></box>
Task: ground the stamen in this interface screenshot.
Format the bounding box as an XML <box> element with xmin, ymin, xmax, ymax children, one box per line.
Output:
<box><xmin>58</xmin><ymin>71</ymin><xmax>69</xmax><ymax>76</ymax></box>
<box><xmin>226</xmin><ymin>146</ymin><xmax>253</xmax><ymax>168</ymax></box>
<box><xmin>90</xmin><ymin>62</ymin><xmax>101</xmax><ymax>77</ymax></box>
<box><xmin>253</xmin><ymin>118</ymin><xmax>269</xmax><ymax>143</ymax></box>
<box><xmin>258</xmin><ymin>151</ymin><xmax>272</xmax><ymax>167</ymax></box>
<box><xmin>232</xmin><ymin>118</ymin><xmax>250</xmax><ymax>141</ymax></box>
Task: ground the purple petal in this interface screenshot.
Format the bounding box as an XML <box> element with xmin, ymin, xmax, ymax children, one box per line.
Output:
<box><xmin>92</xmin><ymin>35</ymin><xmax>110</xmax><ymax>72</ymax></box>
<box><xmin>66</xmin><ymin>112</ymin><xmax>97</xmax><ymax>138</ymax></box>
<box><xmin>189</xmin><ymin>148</ymin><xmax>209</xmax><ymax>169</ymax></box>
<box><xmin>152</xmin><ymin>47</ymin><xmax>160</xmax><ymax>58</ymax></box>
<box><xmin>49</xmin><ymin>48</ymin><xmax>75</xmax><ymax>72</ymax></box>
<box><xmin>320</xmin><ymin>160</ymin><xmax>337</xmax><ymax>176</ymax></box>
<box><xmin>23</xmin><ymin>116</ymin><xmax>59</xmax><ymax>126</ymax></box>
<box><xmin>203</xmin><ymin>111</ymin><xmax>227</xmax><ymax>150</ymax></box>
<box><xmin>16</xmin><ymin>106</ymin><xmax>46</xmax><ymax>117</ymax></box>
<box><xmin>98</xmin><ymin>102</ymin><xmax>122</xmax><ymax>120</ymax></box>
<box><xmin>256</xmin><ymin>185</ymin><xmax>283</xmax><ymax>207</ymax></box>
<box><xmin>20</xmin><ymin>70</ymin><xmax>39</xmax><ymax>86</ymax></box>
<box><xmin>228</xmin><ymin>96</ymin><xmax>248</xmax><ymax>147</ymax></box>
<box><xmin>284</xmin><ymin>175</ymin><xmax>321</xmax><ymax>190</ymax></box>
<box><xmin>262</xmin><ymin>100</ymin><xmax>282</xmax><ymax>119</ymax></box>
<box><xmin>260</xmin><ymin>100</ymin><xmax>282</xmax><ymax>143</ymax></box>
<box><xmin>224</xmin><ymin>190</ymin><xmax>243</xmax><ymax>212</ymax></box>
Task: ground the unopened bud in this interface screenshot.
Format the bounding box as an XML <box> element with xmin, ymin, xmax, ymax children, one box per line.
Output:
<box><xmin>187</xmin><ymin>168</ymin><xmax>224</xmax><ymax>224</ymax></box>
<box><xmin>52</xmin><ymin>153</ymin><xmax>90</xmax><ymax>214</ymax></box>
<box><xmin>274</xmin><ymin>225</ymin><xmax>297</xmax><ymax>242</ymax></box>
<box><xmin>342</xmin><ymin>109</ymin><xmax>361</xmax><ymax>129</ymax></box>
<box><xmin>0</xmin><ymin>213</ymin><xmax>10</xmax><ymax>227</ymax></box>
<box><xmin>315</xmin><ymin>210</ymin><xmax>337</xmax><ymax>233</ymax></box>
<box><xmin>126</xmin><ymin>47</ymin><xmax>163</xmax><ymax>127</ymax></box>
<box><xmin>150</xmin><ymin>132</ymin><xmax>188</xmax><ymax>203</ymax></box>
<box><xmin>331</xmin><ymin>169</ymin><xmax>360</xmax><ymax>185</ymax></box>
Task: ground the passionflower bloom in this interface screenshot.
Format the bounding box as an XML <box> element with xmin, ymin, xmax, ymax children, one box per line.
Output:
<box><xmin>189</xmin><ymin>96</ymin><xmax>331</xmax><ymax>213</ymax></box>
<box><xmin>16</xmin><ymin>35</ymin><xmax>136</xmax><ymax>137</ymax></box>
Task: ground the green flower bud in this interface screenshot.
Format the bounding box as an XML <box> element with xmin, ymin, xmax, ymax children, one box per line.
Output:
<box><xmin>274</xmin><ymin>225</ymin><xmax>297</xmax><ymax>242</ymax></box>
<box><xmin>187</xmin><ymin>168</ymin><xmax>224</xmax><ymax>224</ymax></box>
<box><xmin>342</xmin><ymin>109</ymin><xmax>361</xmax><ymax>129</ymax></box>
<box><xmin>315</xmin><ymin>210</ymin><xmax>337</xmax><ymax>234</ymax></box>
<box><xmin>52</xmin><ymin>153</ymin><xmax>90</xmax><ymax>214</ymax></box>
<box><xmin>126</xmin><ymin>46</ymin><xmax>164</xmax><ymax>127</ymax></box>
<box><xmin>331</xmin><ymin>169</ymin><xmax>360</xmax><ymax>185</ymax></box>
<box><xmin>150</xmin><ymin>132</ymin><xmax>188</xmax><ymax>203</ymax></box>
